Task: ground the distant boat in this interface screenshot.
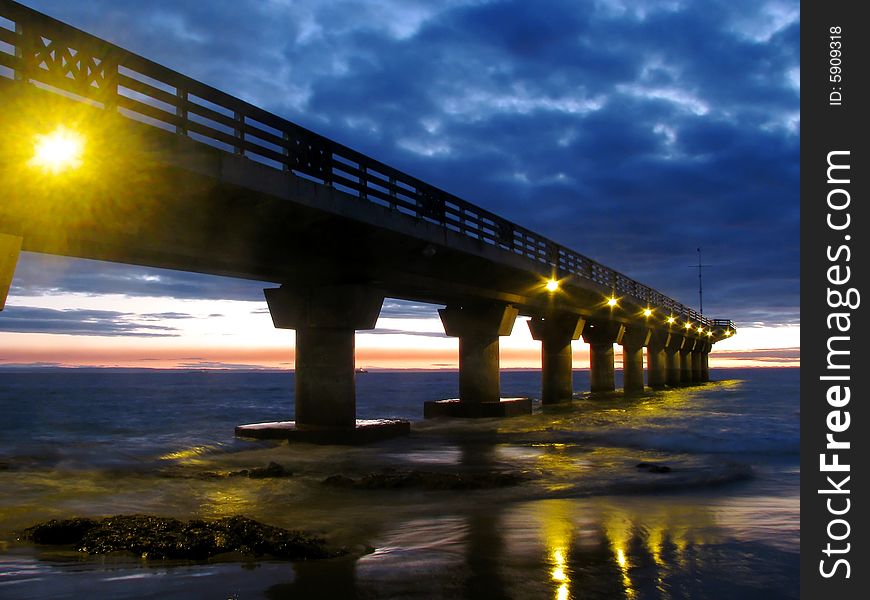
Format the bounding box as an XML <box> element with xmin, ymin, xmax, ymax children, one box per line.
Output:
<box><xmin>355</xmin><ymin>368</ymin><xmax>368</xmax><ymax>373</ymax></box>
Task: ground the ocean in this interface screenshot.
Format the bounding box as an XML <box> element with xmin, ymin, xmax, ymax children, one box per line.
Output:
<box><xmin>0</xmin><ymin>367</ymin><xmax>799</xmax><ymax>599</ymax></box>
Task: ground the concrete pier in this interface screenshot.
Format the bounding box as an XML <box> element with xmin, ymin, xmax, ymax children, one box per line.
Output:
<box><xmin>236</xmin><ymin>284</ymin><xmax>409</xmax><ymax>442</ymax></box>
<box><xmin>680</xmin><ymin>338</ymin><xmax>696</xmax><ymax>384</ymax></box>
<box><xmin>646</xmin><ymin>330</ymin><xmax>669</xmax><ymax>388</ymax></box>
<box><xmin>620</xmin><ymin>326</ymin><xmax>650</xmax><ymax>393</ymax></box>
<box><xmin>664</xmin><ymin>333</ymin><xmax>684</xmax><ymax>386</ymax></box>
<box><xmin>700</xmin><ymin>342</ymin><xmax>711</xmax><ymax>382</ymax></box>
<box><xmin>691</xmin><ymin>349</ymin><xmax>703</xmax><ymax>383</ymax></box>
<box><xmin>425</xmin><ymin>303</ymin><xmax>530</xmax><ymax>417</ymax></box>
<box><xmin>527</xmin><ymin>313</ymin><xmax>585</xmax><ymax>404</ymax></box>
<box><xmin>582</xmin><ymin>320</ymin><xmax>625</xmax><ymax>393</ymax></box>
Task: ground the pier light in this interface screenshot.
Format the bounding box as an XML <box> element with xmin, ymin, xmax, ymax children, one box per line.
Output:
<box><xmin>30</xmin><ymin>126</ymin><xmax>84</xmax><ymax>174</ymax></box>
<box><xmin>725</xmin><ymin>330</ymin><xmax>733</xmax><ymax>336</ymax></box>
<box><xmin>545</xmin><ymin>279</ymin><xmax>559</xmax><ymax>292</ymax></box>
<box><xmin>666</xmin><ymin>316</ymin><xmax>676</xmax><ymax>325</ymax></box>
<box><xmin>642</xmin><ymin>308</ymin><xmax>653</xmax><ymax>317</ymax></box>
<box><xmin>707</xmin><ymin>330</ymin><xmax>713</xmax><ymax>337</ymax></box>
<box><xmin>697</xmin><ymin>326</ymin><xmax>704</xmax><ymax>334</ymax></box>
<box><xmin>684</xmin><ymin>321</ymin><xmax>692</xmax><ymax>330</ymax></box>
<box><xmin>606</xmin><ymin>296</ymin><xmax>618</xmax><ymax>308</ymax></box>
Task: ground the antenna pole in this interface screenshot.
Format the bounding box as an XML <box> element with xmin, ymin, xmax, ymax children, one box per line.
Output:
<box><xmin>697</xmin><ymin>247</ymin><xmax>703</xmax><ymax>315</ymax></box>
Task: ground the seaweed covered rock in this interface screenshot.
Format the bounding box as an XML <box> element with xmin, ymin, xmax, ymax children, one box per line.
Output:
<box><xmin>22</xmin><ymin>515</ymin><xmax>340</xmax><ymax>561</ymax></box>
<box><xmin>22</xmin><ymin>517</ymin><xmax>99</xmax><ymax>545</ymax></box>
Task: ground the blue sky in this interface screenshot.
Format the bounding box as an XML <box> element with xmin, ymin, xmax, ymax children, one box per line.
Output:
<box><xmin>1</xmin><ymin>0</ymin><xmax>799</xmax><ymax>367</ymax></box>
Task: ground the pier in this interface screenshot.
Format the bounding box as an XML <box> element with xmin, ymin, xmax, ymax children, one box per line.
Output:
<box><xmin>0</xmin><ymin>1</ymin><xmax>735</xmax><ymax>441</ymax></box>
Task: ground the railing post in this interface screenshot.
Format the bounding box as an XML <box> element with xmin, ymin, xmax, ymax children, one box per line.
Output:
<box><xmin>13</xmin><ymin>21</ymin><xmax>27</xmax><ymax>81</ymax></box>
<box><xmin>234</xmin><ymin>111</ymin><xmax>244</xmax><ymax>156</ymax></box>
<box><xmin>176</xmin><ymin>88</ymin><xmax>187</xmax><ymax>135</ymax></box>
<box><xmin>282</xmin><ymin>131</ymin><xmax>290</xmax><ymax>173</ymax></box>
<box><xmin>388</xmin><ymin>177</ymin><xmax>397</xmax><ymax>210</ymax></box>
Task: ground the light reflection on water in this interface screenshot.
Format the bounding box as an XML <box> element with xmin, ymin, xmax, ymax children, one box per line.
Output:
<box><xmin>0</xmin><ymin>369</ymin><xmax>799</xmax><ymax>598</ymax></box>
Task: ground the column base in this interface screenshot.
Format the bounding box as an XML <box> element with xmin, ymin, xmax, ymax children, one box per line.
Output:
<box><xmin>423</xmin><ymin>398</ymin><xmax>532</xmax><ymax>418</ymax></box>
<box><xmin>235</xmin><ymin>419</ymin><xmax>410</xmax><ymax>444</ymax></box>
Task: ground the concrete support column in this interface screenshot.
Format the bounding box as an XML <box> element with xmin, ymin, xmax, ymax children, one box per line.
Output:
<box><xmin>528</xmin><ymin>313</ymin><xmax>585</xmax><ymax>404</ymax></box>
<box><xmin>0</xmin><ymin>233</ymin><xmax>23</xmax><ymax>311</ymax></box>
<box><xmin>700</xmin><ymin>342</ymin><xmax>711</xmax><ymax>382</ymax></box>
<box><xmin>440</xmin><ymin>303</ymin><xmax>519</xmax><ymax>404</ymax></box>
<box><xmin>665</xmin><ymin>349</ymin><xmax>681</xmax><ymax>386</ymax></box>
<box><xmin>691</xmin><ymin>349</ymin><xmax>703</xmax><ymax>382</ymax></box>
<box><xmin>582</xmin><ymin>320</ymin><xmax>625</xmax><ymax>393</ymax></box>
<box><xmin>680</xmin><ymin>338</ymin><xmax>696</xmax><ymax>384</ymax></box>
<box><xmin>620</xmin><ymin>325</ymin><xmax>650</xmax><ymax>393</ymax></box>
<box><xmin>264</xmin><ymin>284</ymin><xmax>383</xmax><ymax>429</ymax></box>
<box><xmin>646</xmin><ymin>330</ymin><xmax>670</xmax><ymax>388</ymax></box>
<box><xmin>664</xmin><ymin>332</ymin><xmax>684</xmax><ymax>386</ymax></box>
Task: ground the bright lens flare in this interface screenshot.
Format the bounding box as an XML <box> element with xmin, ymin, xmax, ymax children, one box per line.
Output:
<box><xmin>642</xmin><ymin>308</ymin><xmax>653</xmax><ymax>317</ymax></box>
<box><xmin>666</xmin><ymin>316</ymin><xmax>676</xmax><ymax>324</ymax></box>
<box><xmin>546</xmin><ymin>279</ymin><xmax>559</xmax><ymax>292</ymax></box>
<box><xmin>30</xmin><ymin>127</ymin><xmax>84</xmax><ymax>173</ymax></box>
<box><xmin>607</xmin><ymin>297</ymin><xmax>618</xmax><ymax>307</ymax></box>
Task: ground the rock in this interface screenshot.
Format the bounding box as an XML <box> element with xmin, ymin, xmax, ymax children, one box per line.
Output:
<box><xmin>22</xmin><ymin>518</ymin><xmax>98</xmax><ymax>545</ymax></box>
<box><xmin>231</xmin><ymin>461</ymin><xmax>292</xmax><ymax>479</ymax></box>
<box><xmin>636</xmin><ymin>462</ymin><xmax>671</xmax><ymax>473</ymax></box>
<box><xmin>322</xmin><ymin>475</ymin><xmax>356</xmax><ymax>488</ymax></box>
<box><xmin>21</xmin><ymin>515</ymin><xmax>340</xmax><ymax>561</ymax></box>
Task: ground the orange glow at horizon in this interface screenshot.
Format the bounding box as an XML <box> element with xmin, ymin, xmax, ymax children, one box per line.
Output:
<box><xmin>0</xmin><ymin>330</ymin><xmax>798</xmax><ymax>370</ymax></box>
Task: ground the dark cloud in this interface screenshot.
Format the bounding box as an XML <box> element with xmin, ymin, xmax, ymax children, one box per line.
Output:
<box><xmin>0</xmin><ymin>306</ymin><xmax>182</xmax><ymax>337</ymax></box>
<box><xmin>11</xmin><ymin>0</ymin><xmax>799</xmax><ymax>329</ymax></box>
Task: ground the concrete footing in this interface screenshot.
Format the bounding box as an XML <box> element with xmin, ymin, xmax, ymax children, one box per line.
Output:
<box><xmin>423</xmin><ymin>398</ymin><xmax>532</xmax><ymax>418</ymax></box>
<box><xmin>235</xmin><ymin>419</ymin><xmax>410</xmax><ymax>444</ymax></box>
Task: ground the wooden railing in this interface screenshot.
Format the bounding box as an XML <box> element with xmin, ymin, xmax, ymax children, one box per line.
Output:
<box><xmin>0</xmin><ymin>0</ymin><xmax>722</xmax><ymax>329</ymax></box>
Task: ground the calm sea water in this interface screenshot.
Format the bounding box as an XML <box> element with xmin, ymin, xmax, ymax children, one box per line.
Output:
<box><xmin>0</xmin><ymin>368</ymin><xmax>799</xmax><ymax>599</ymax></box>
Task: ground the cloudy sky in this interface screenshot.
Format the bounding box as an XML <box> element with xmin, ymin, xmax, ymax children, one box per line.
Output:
<box><xmin>1</xmin><ymin>0</ymin><xmax>799</xmax><ymax>369</ymax></box>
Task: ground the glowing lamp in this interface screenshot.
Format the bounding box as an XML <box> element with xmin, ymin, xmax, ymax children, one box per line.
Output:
<box><xmin>684</xmin><ymin>321</ymin><xmax>692</xmax><ymax>329</ymax></box>
<box><xmin>607</xmin><ymin>297</ymin><xmax>618</xmax><ymax>307</ymax></box>
<box><xmin>545</xmin><ymin>279</ymin><xmax>559</xmax><ymax>292</ymax></box>
<box><xmin>30</xmin><ymin>127</ymin><xmax>84</xmax><ymax>173</ymax></box>
<box><xmin>666</xmin><ymin>316</ymin><xmax>676</xmax><ymax>325</ymax></box>
<box><xmin>642</xmin><ymin>308</ymin><xmax>653</xmax><ymax>317</ymax></box>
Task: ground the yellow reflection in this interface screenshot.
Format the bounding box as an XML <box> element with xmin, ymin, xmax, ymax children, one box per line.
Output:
<box><xmin>542</xmin><ymin>500</ymin><xmax>574</xmax><ymax>600</ymax></box>
<box><xmin>30</xmin><ymin>126</ymin><xmax>84</xmax><ymax>173</ymax></box>
<box><xmin>159</xmin><ymin>445</ymin><xmax>217</xmax><ymax>463</ymax></box>
<box><xmin>603</xmin><ymin>513</ymin><xmax>636</xmax><ymax>599</ymax></box>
